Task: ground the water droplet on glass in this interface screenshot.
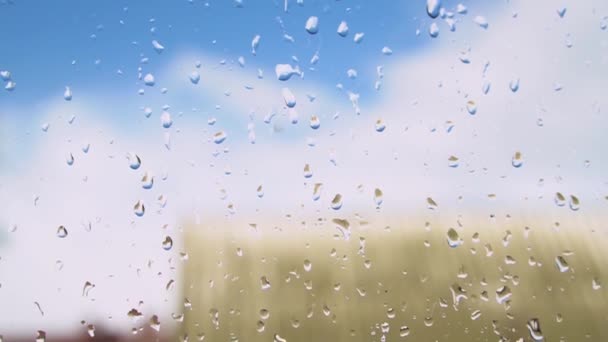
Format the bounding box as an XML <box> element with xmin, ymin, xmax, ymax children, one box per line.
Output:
<box><xmin>474</xmin><ymin>16</ymin><xmax>489</xmax><ymax>29</ymax></box>
<box><xmin>143</xmin><ymin>73</ymin><xmax>155</xmax><ymax>86</ymax></box>
<box><xmin>274</xmin><ymin>334</ymin><xmax>286</xmax><ymax>342</ymax></box>
<box><xmin>87</xmin><ymin>324</ymin><xmax>95</xmax><ymax>337</ymax></box>
<box><xmin>426</xmin><ymin>0</ymin><xmax>441</xmax><ymax>18</ymax></box>
<box><xmin>56</xmin><ymin>225</ymin><xmax>68</xmax><ymax>238</ymax></box>
<box><xmin>374</xmin><ymin>188</ymin><xmax>383</xmax><ymax>207</ymax></box>
<box><xmin>496</xmin><ymin>285</ymin><xmax>512</xmax><ymax>304</ymax></box>
<box><xmin>66</xmin><ymin>153</ymin><xmax>74</xmax><ymax>166</ymax></box>
<box><xmin>303</xmin><ymin>164</ymin><xmax>313</xmax><ymax>178</ymax></box>
<box><xmin>375</xmin><ymin>119</ymin><xmax>386</xmax><ymax>132</ymax></box>
<box><xmin>527</xmin><ymin>318</ymin><xmax>544</xmax><ymax>341</ymax></box>
<box><xmin>275</xmin><ymin>64</ymin><xmax>301</xmax><ymax>81</ymax></box>
<box><xmin>509</xmin><ymin>78</ymin><xmax>520</xmax><ymax>92</ymax></box>
<box><xmin>282</xmin><ymin>87</ymin><xmax>296</xmax><ymax>108</ymax></box>
<box><xmin>41</xmin><ymin>123</ymin><xmax>49</xmax><ymax>132</ymax></box>
<box><xmin>353</xmin><ymin>32</ymin><xmax>365</xmax><ymax>43</ymax></box>
<box><xmin>213</xmin><ymin>131</ymin><xmax>227</xmax><ymax>144</ymax></box>
<box><xmin>189</xmin><ymin>71</ymin><xmax>200</xmax><ymax>84</ymax></box>
<box><xmin>456</xmin><ymin>3</ymin><xmax>467</xmax><ymax>14</ymax></box>
<box><xmin>557</xmin><ymin>7</ymin><xmax>567</xmax><ymax>18</ymax></box>
<box><xmin>448</xmin><ymin>155</ymin><xmax>459</xmax><ymax>168</ymax></box>
<box><xmin>381</xmin><ymin>46</ymin><xmax>393</xmax><ymax>55</ymax></box>
<box><xmin>337</xmin><ymin>21</ymin><xmax>349</xmax><ymax>37</ymax></box>
<box><xmin>399</xmin><ymin>326</ymin><xmax>410</xmax><ymax>337</ymax></box>
<box><xmin>470</xmin><ymin>310</ymin><xmax>482</xmax><ymax>320</ymax></box>
<box><xmin>141</xmin><ymin>172</ymin><xmax>154</xmax><ymax>189</ymax></box>
<box><xmin>127</xmin><ymin>152</ymin><xmax>141</xmax><ymax>170</ymax></box>
<box><xmin>555</xmin><ymin>255</ymin><xmax>569</xmax><ymax>272</ymax></box>
<box><xmin>162</xmin><ymin>236</ymin><xmax>173</xmax><ymax>251</ymax></box>
<box><xmin>251</xmin><ymin>34</ymin><xmax>261</xmax><ymax>55</ymax></box>
<box><xmin>592</xmin><ymin>277</ymin><xmax>602</xmax><ymax>290</ymax></box>
<box><xmin>312</xmin><ymin>183</ymin><xmax>322</xmax><ymax>201</ymax></box>
<box><xmin>64</xmin><ymin>87</ymin><xmax>72</xmax><ymax>101</ymax></box>
<box><xmin>161</xmin><ymin>111</ymin><xmax>172</xmax><ymax>128</ymax></box>
<box><xmin>5</xmin><ymin>81</ymin><xmax>16</xmax><ymax>91</ymax></box>
<box><xmin>152</xmin><ymin>40</ymin><xmax>165</xmax><ymax>53</ymax></box>
<box><xmin>309</xmin><ymin>115</ymin><xmax>320</xmax><ymax>129</ymax></box>
<box><xmin>569</xmin><ymin>195</ymin><xmax>580</xmax><ymax>211</ymax></box>
<box><xmin>149</xmin><ymin>315</ymin><xmax>161</xmax><ymax>332</ymax></box>
<box><xmin>446</xmin><ymin>228</ymin><xmax>462</xmax><ymax>248</ymax></box>
<box><xmin>36</xmin><ymin>330</ymin><xmax>46</xmax><ymax>342</ymax></box>
<box><xmin>256</xmin><ymin>320</ymin><xmax>265</xmax><ymax>333</ymax></box>
<box><xmin>134</xmin><ymin>200</ymin><xmax>145</xmax><ymax>217</ymax></box>
<box><xmin>305</xmin><ymin>16</ymin><xmax>319</xmax><ymax>34</ymax></box>
<box><xmin>554</xmin><ymin>192</ymin><xmax>566</xmax><ymax>206</ymax></box>
<box><xmin>429</xmin><ymin>23</ymin><xmax>439</xmax><ymax>38</ymax></box>
<box><xmin>466</xmin><ymin>100</ymin><xmax>477</xmax><ymax>115</ymax></box>
<box><xmin>427</xmin><ymin>197</ymin><xmax>438</xmax><ymax>210</ymax></box>
<box><xmin>82</xmin><ymin>281</ymin><xmax>95</xmax><ymax>296</ymax></box>
<box><xmin>512</xmin><ymin>151</ymin><xmax>523</xmax><ymax>168</ymax></box>
<box><xmin>303</xmin><ymin>259</ymin><xmax>312</xmax><ymax>272</ymax></box>
<box><xmin>260</xmin><ymin>276</ymin><xmax>271</xmax><ymax>290</ymax></box>
<box><xmin>331</xmin><ymin>194</ymin><xmax>343</xmax><ymax>210</ymax></box>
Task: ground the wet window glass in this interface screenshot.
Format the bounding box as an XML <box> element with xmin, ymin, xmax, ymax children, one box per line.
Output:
<box><xmin>1</xmin><ymin>0</ymin><xmax>607</xmax><ymax>341</ymax></box>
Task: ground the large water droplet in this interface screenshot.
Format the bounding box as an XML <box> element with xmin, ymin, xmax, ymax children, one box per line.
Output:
<box><xmin>141</xmin><ymin>172</ymin><xmax>154</xmax><ymax>189</ymax></box>
<box><xmin>426</xmin><ymin>0</ymin><xmax>441</xmax><ymax>19</ymax></box>
<box><xmin>466</xmin><ymin>100</ymin><xmax>477</xmax><ymax>115</ymax></box>
<box><xmin>554</xmin><ymin>192</ymin><xmax>566</xmax><ymax>206</ymax></box>
<box><xmin>213</xmin><ymin>131</ymin><xmax>227</xmax><ymax>144</ymax></box>
<box><xmin>429</xmin><ymin>23</ymin><xmax>439</xmax><ymax>38</ymax></box>
<box><xmin>189</xmin><ymin>71</ymin><xmax>200</xmax><ymax>84</ymax></box>
<box><xmin>309</xmin><ymin>115</ymin><xmax>320</xmax><ymax>129</ymax></box>
<box><xmin>143</xmin><ymin>73</ymin><xmax>155</xmax><ymax>86</ymax></box>
<box><xmin>569</xmin><ymin>195</ymin><xmax>580</xmax><ymax>211</ymax></box>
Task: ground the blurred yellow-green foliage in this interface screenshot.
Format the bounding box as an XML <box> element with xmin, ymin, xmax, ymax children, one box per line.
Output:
<box><xmin>180</xmin><ymin>215</ymin><xmax>607</xmax><ymax>341</ymax></box>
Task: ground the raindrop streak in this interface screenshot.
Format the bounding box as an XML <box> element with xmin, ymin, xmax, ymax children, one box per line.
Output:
<box><xmin>512</xmin><ymin>151</ymin><xmax>523</xmax><ymax>168</ymax></box>
<box><xmin>56</xmin><ymin>225</ymin><xmax>68</xmax><ymax>238</ymax></box>
<box><xmin>282</xmin><ymin>88</ymin><xmax>296</xmax><ymax>108</ymax></box>
<box><xmin>162</xmin><ymin>236</ymin><xmax>173</xmax><ymax>250</ymax></box>
<box><xmin>426</xmin><ymin>0</ymin><xmax>441</xmax><ymax>19</ymax></box>
<box><xmin>337</xmin><ymin>21</ymin><xmax>349</xmax><ymax>37</ymax></box>
<box><xmin>134</xmin><ymin>200</ymin><xmax>145</xmax><ymax>217</ymax></box>
<box><xmin>127</xmin><ymin>153</ymin><xmax>141</xmax><ymax>170</ymax></box>
<box><xmin>305</xmin><ymin>16</ymin><xmax>319</xmax><ymax>34</ymax></box>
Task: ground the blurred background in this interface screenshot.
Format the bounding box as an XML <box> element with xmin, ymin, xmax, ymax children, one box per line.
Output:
<box><xmin>1</xmin><ymin>0</ymin><xmax>608</xmax><ymax>341</ymax></box>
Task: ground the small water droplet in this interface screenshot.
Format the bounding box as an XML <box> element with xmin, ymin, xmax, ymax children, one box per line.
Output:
<box><xmin>127</xmin><ymin>152</ymin><xmax>141</xmax><ymax>170</ymax></box>
<box><xmin>256</xmin><ymin>320</ymin><xmax>265</xmax><ymax>332</ymax></box>
<box><xmin>64</xmin><ymin>87</ymin><xmax>72</xmax><ymax>101</ymax></box>
<box><xmin>305</xmin><ymin>16</ymin><xmax>319</xmax><ymax>34</ymax></box>
<box><xmin>555</xmin><ymin>255</ymin><xmax>569</xmax><ymax>272</ymax></box>
<box><xmin>251</xmin><ymin>34</ymin><xmax>261</xmax><ymax>55</ymax></box>
<box><xmin>375</xmin><ymin>119</ymin><xmax>386</xmax><ymax>132</ymax></box>
<box><xmin>149</xmin><ymin>315</ymin><xmax>161</xmax><ymax>332</ymax></box>
<box><xmin>275</xmin><ymin>64</ymin><xmax>301</xmax><ymax>81</ymax></box>
<box><xmin>569</xmin><ymin>195</ymin><xmax>580</xmax><ymax>211</ymax></box>
<box><xmin>309</xmin><ymin>115</ymin><xmax>320</xmax><ymax>129</ymax></box>
<box><xmin>87</xmin><ymin>324</ymin><xmax>95</xmax><ymax>337</ymax></box>
<box><xmin>189</xmin><ymin>71</ymin><xmax>200</xmax><ymax>84</ymax></box>
<box><xmin>557</xmin><ymin>7</ymin><xmax>567</xmax><ymax>18</ymax></box>
<box><xmin>162</xmin><ymin>236</ymin><xmax>173</xmax><ymax>250</ymax></box>
<box><xmin>36</xmin><ymin>330</ymin><xmax>46</xmax><ymax>342</ymax></box>
<box><xmin>512</xmin><ymin>151</ymin><xmax>523</xmax><ymax>168</ymax></box>
<box><xmin>429</xmin><ymin>23</ymin><xmax>439</xmax><ymax>38</ymax></box>
<box><xmin>312</xmin><ymin>183</ymin><xmax>322</xmax><ymax>201</ymax></box>
<box><xmin>466</xmin><ymin>100</ymin><xmax>477</xmax><ymax>115</ymax></box>
<box><xmin>303</xmin><ymin>259</ymin><xmax>312</xmax><ymax>272</ymax></box>
<box><xmin>152</xmin><ymin>40</ymin><xmax>165</xmax><ymax>53</ymax></box>
<box><xmin>399</xmin><ymin>326</ymin><xmax>410</xmax><ymax>337</ymax></box>
<box><xmin>474</xmin><ymin>16</ymin><xmax>489</xmax><ymax>29</ymax></box>
<box><xmin>353</xmin><ymin>32</ymin><xmax>365</xmax><ymax>43</ymax></box>
<box><xmin>274</xmin><ymin>334</ymin><xmax>286</xmax><ymax>342</ymax></box>
<box><xmin>256</xmin><ymin>185</ymin><xmax>264</xmax><ymax>198</ymax></box>
<box><xmin>496</xmin><ymin>285</ymin><xmax>512</xmax><ymax>304</ymax></box>
<box><xmin>527</xmin><ymin>318</ymin><xmax>544</xmax><ymax>341</ymax></box>
<box><xmin>303</xmin><ymin>164</ymin><xmax>313</xmax><ymax>178</ymax></box>
<box><xmin>448</xmin><ymin>155</ymin><xmax>459</xmax><ymax>168</ymax></box>
<box><xmin>143</xmin><ymin>73</ymin><xmax>155</xmax><ymax>86</ymax></box>
<box><xmin>374</xmin><ymin>188</ymin><xmax>383</xmax><ymax>207</ymax></box>
<box><xmin>554</xmin><ymin>192</ymin><xmax>566</xmax><ymax>206</ymax></box>
<box><xmin>41</xmin><ymin>123</ymin><xmax>49</xmax><ymax>132</ymax></box>
<box><xmin>331</xmin><ymin>194</ymin><xmax>343</xmax><ymax>210</ymax></box>
<box><xmin>509</xmin><ymin>78</ymin><xmax>520</xmax><ymax>92</ymax></box>
<box><xmin>56</xmin><ymin>225</ymin><xmax>68</xmax><ymax>238</ymax></box>
<box><xmin>134</xmin><ymin>200</ymin><xmax>145</xmax><ymax>217</ymax></box>
<box><xmin>427</xmin><ymin>197</ymin><xmax>438</xmax><ymax>210</ymax></box>
<box><xmin>260</xmin><ymin>276</ymin><xmax>271</xmax><ymax>290</ymax></box>
<box><xmin>282</xmin><ymin>87</ymin><xmax>296</xmax><ymax>108</ymax></box>
<box><xmin>213</xmin><ymin>131</ymin><xmax>227</xmax><ymax>144</ymax></box>
<box><xmin>337</xmin><ymin>21</ymin><xmax>349</xmax><ymax>37</ymax></box>
<box><xmin>161</xmin><ymin>111</ymin><xmax>172</xmax><ymax>128</ymax></box>
<box><xmin>141</xmin><ymin>172</ymin><xmax>154</xmax><ymax>189</ymax></box>
<box><xmin>470</xmin><ymin>310</ymin><xmax>482</xmax><ymax>320</ymax></box>
<box><xmin>66</xmin><ymin>153</ymin><xmax>74</xmax><ymax>166</ymax></box>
